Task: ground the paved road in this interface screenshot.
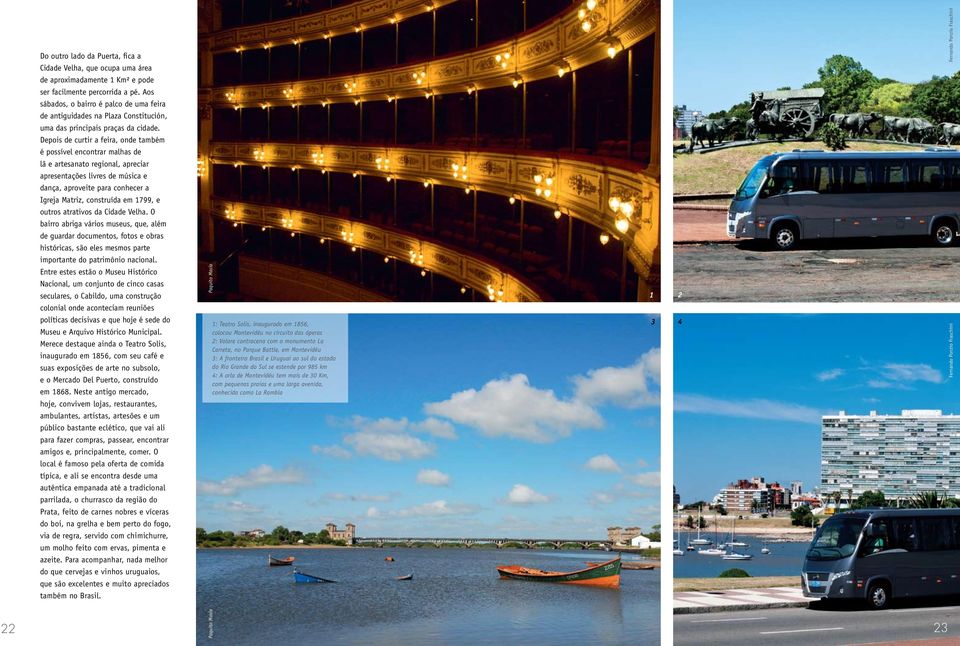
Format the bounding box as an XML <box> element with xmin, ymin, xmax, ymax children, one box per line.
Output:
<box><xmin>675</xmin><ymin>599</ymin><xmax>960</xmax><ymax>646</ymax></box>
<box><xmin>674</xmin><ymin>239</ymin><xmax>960</xmax><ymax>302</ymax></box>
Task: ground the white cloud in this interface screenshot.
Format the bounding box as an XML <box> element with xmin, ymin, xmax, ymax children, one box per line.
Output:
<box><xmin>323</xmin><ymin>492</ymin><xmax>395</xmax><ymax>502</ymax></box>
<box><xmin>366</xmin><ymin>500</ymin><xmax>479</xmax><ymax>518</ymax></box>
<box><xmin>211</xmin><ymin>500</ymin><xmax>263</xmax><ymax>514</ymax></box>
<box><xmin>425</xmin><ymin>374</ymin><xmax>603</xmax><ymax>443</ymax></box>
<box><xmin>311</xmin><ymin>445</ymin><xmax>352</xmax><ymax>459</ymax></box>
<box><xmin>880</xmin><ymin>363</ymin><xmax>942</xmax><ymax>384</ymax></box>
<box><xmin>627</xmin><ymin>471</ymin><xmax>661</xmax><ymax>488</ymax></box>
<box><xmin>584</xmin><ymin>454</ymin><xmax>621</xmax><ymax>472</ymax></box>
<box><xmin>573</xmin><ymin>349</ymin><xmax>661</xmax><ymax>408</ymax></box>
<box><xmin>344</xmin><ymin>431</ymin><xmax>435</xmax><ymax>461</ymax></box>
<box><xmin>411</xmin><ymin>418</ymin><xmax>458</xmax><ymax>439</ymax></box>
<box><xmin>503</xmin><ymin>484</ymin><xmax>551</xmax><ymax>505</ymax></box>
<box><xmin>816</xmin><ymin>368</ymin><xmax>844</xmax><ymax>382</ymax></box>
<box><xmin>675</xmin><ymin>394</ymin><xmax>821</xmax><ymax>424</ymax></box>
<box><xmin>416</xmin><ymin>469</ymin><xmax>451</xmax><ymax>486</ymax></box>
<box><xmin>197</xmin><ymin>464</ymin><xmax>308</xmax><ymax>496</ymax></box>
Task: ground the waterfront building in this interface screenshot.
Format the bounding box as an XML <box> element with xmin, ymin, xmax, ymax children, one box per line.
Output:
<box><xmin>821</xmin><ymin>410</ymin><xmax>960</xmax><ymax>504</ymax></box>
<box><xmin>607</xmin><ymin>526</ymin><xmax>643</xmax><ymax>546</ymax></box>
<box><xmin>197</xmin><ymin>0</ymin><xmax>661</xmax><ymax>302</ymax></box>
<box><xmin>242</xmin><ymin>528</ymin><xmax>266</xmax><ymax>538</ymax></box>
<box><xmin>325</xmin><ymin>522</ymin><xmax>356</xmax><ymax>544</ymax></box>
<box><xmin>719</xmin><ymin>478</ymin><xmax>772</xmax><ymax>513</ymax></box>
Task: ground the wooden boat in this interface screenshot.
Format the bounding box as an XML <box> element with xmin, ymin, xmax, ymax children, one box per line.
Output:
<box><xmin>268</xmin><ymin>555</ymin><xmax>295</xmax><ymax>566</ymax></box>
<box><xmin>589</xmin><ymin>561</ymin><xmax>655</xmax><ymax>571</ymax></box>
<box><xmin>293</xmin><ymin>569</ymin><xmax>336</xmax><ymax>584</ymax></box>
<box><xmin>395</xmin><ymin>574</ymin><xmax>414</xmax><ymax>581</ymax></box>
<box><xmin>497</xmin><ymin>557</ymin><xmax>621</xmax><ymax>588</ymax></box>
<box><xmin>384</xmin><ymin>556</ymin><xmax>395</xmax><ymax>562</ymax></box>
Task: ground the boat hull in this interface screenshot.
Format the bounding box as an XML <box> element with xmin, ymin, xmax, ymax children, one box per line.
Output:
<box><xmin>268</xmin><ymin>556</ymin><xmax>295</xmax><ymax>566</ymax></box>
<box><xmin>293</xmin><ymin>570</ymin><xmax>335</xmax><ymax>583</ymax></box>
<box><xmin>497</xmin><ymin>557</ymin><xmax>621</xmax><ymax>588</ymax></box>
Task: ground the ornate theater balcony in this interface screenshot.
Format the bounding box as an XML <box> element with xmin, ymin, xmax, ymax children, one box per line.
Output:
<box><xmin>199</xmin><ymin>0</ymin><xmax>660</xmax><ymax>301</ymax></box>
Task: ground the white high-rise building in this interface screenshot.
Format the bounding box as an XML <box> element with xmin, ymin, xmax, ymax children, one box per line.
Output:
<box><xmin>821</xmin><ymin>410</ymin><xmax>960</xmax><ymax>503</ymax></box>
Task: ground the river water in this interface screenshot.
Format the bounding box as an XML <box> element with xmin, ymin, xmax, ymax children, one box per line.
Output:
<box><xmin>673</xmin><ymin>534</ymin><xmax>811</xmax><ymax>578</ymax></box>
<box><xmin>197</xmin><ymin>548</ymin><xmax>660</xmax><ymax>645</ymax></box>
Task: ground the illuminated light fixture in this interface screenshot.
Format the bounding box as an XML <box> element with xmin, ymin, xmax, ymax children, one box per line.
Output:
<box><xmin>233</xmin><ymin>222</ymin><xmax>238</xmax><ymax>227</ymax></box>
<box><xmin>532</xmin><ymin>171</ymin><xmax>555</xmax><ymax>199</ymax></box>
<box><xmin>587</xmin><ymin>0</ymin><xmax>598</xmax><ymax>9</ymax></box>
<box><xmin>196</xmin><ymin>158</ymin><xmax>205</xmax><ymax>177</ymax></box>
<box><xmin>261</xmin><ymin>226</ymin><xmax>267</xmax><ymax>232</ymax></box>
<box><xmin>414</xmin><ymin>70</ymin><xmax>428</xmax><ymax>85</ymax></box>
<box><xmin>424</xmin><ymin>90</ymin><xmax>432</xmax><ymax>99</ymax></box>
<box><xmin>321</xmin><ymin>99</ymin><xmax>330</xmax><ymax>107</ymax></box>
<box><xmin>389</xmin><ymin>16</ymin><xmax>397</xmax><ymax>24</ymax></box>
<box><xmin>234</xmin><ymin>105</ymin><xmax>240</xmax><ymax>111</ymax></box>
<box><xmin>512</xmin><ymin>75</ymin><xmax>522</xmax><ymax>88</ymax></box>
<box><xmin>290</xmin><ymin>231</ymin><xmax>296</xmax><ymax>237</ymax></box>
<box><xmin>581</xmin><ymin>19</ymin><xmax>592</xmax><ymax>32</ymax></box>
<box><xmin>320</xmin><ymin>238</ymin><xmax>326</xmax><ymax>243</ymax></box>
<box><xmin>508</xmin><ymin>196</ymin><xmax>516</xmax><ymax>205</ymax></box>
<box><xmin>233</xmin><ymin>162</ymin><xmax>239</xmax><ymax>168</ymax></box>
<box><xmin>387</xmin><ymin>95</ymin><xmax>395</xmax><ymax>103</ymax></box>
<box><xmin>263</xmin><ymin>42</ymin><xmax>270</xmax><ymax>49</ymax></box>
<box><xmin>262</xmin><ymin>164</ymin><xmax>267</xmax><ymax>169</ymax></box>
<box><xmin>352</xmin><ymin>171</ymin><xmax>360</xmax><ymax>178</ymax></box>
<box><xmin>421</xmin><ymin>269</ymin><xmax>427</xmax><ymax>277</ymax></box>
<box><xmin>615</xmin><ymin>217</ymin><xmax>629</xmax><ymax>234</ymax></box>
<box><xmin>464</xmin><ymin>187</ymin><xmax>471</xmax><ymax>194</ymax></box>
<box><xmin>323</xmin><ymin>32</ymin><xmax>331</xmax><ymax>39</ymax></box>
<box><xmin>260</xmin><ymin>102</ymin><xmax>269</xmax><ymax>109</ymax></box>
<box><xmin>557</xmin><ymin>61</ymin><xmax>571</xmax><ymax>78</ymax></box>
<box><xmin>460</xmin><ymin>286</ymin><xmax>467</xmax><ymax>294</ymax></box>
<box><xmin>425</xmin><ymin>3</ymin><xmax>434</xmax><ymax>11</ymax></box>
<box><xmin>292</xmin><ymin>38</ymin><xmax>300</xmax><ymax>45</ymax></box>
<box><xmin>235</xmin><ymin>47</ymin><xmax>242</xmax><ymax>53</ymax></box>
<box><xmin>554</xmin><ymin>209</ymin><xmax>562</xmax><ymax>219</ymax></box>
<box><xmin>386</xmin><ymin>176</ymin><xmax>393</xmax><ymax>182</ymax></box>
<box><xmin>351</xmin><ymin>246</ymin><xmax>357</xmax><ymax>252</ymax></box>
<box><xmin>466</xmin><ymin>84</ymin><xmax>476</xmax><ymax>95</ymax></box>
<box><xmin>384</xmin><ymin>256</ymin><xmax>390</xmax><ymax>263</ymax></box>
<box><xmin>620</xmin><ymin>201</ymin><xmax>634</xmax><ymax>218</ymax></box>
<box><xmin>605</xmin><ymin>36</ymin><xmax>623</xmax><ymax>59</ymax></box>
<box><xmin>423</xmin><ymin>180</ymin><xmax>431</xmax><ymax>187</ymax></box>
<box><xmin>354</xmin><ymin>25</ymin><xmax>361</xmax><ymax>33</ymax></box>
<box><xmin>599</xmin><ymin>233</ymin><xmax>610</xmax><ymax>245</ymax></box>
<box><xmin>354</xmin><ymin>98</ymin><xmax>360</xmax><ymax>106</ymax></box>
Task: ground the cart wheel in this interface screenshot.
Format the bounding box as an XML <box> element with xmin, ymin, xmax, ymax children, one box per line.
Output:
<box><xmin>782</xmin><ymin>107</ymin><xmax>816</xmax><ymax>138</ymax></box>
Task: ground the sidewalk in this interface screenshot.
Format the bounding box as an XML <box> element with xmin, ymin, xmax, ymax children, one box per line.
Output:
<box><xmin>673</xmin><ymin>205</ymin><xmax>735</xmax><ymax>244</ymax></box>
<box><xmin>674</xmin><ymin>586</ymin><xmax>810</xmax><ymax>614</ymax></box>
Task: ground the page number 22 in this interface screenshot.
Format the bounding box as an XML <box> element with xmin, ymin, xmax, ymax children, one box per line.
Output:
<box><xmin>0</xmin><ymin>623</ymin><xmax>14</xmax><ymax>635</ymax></box>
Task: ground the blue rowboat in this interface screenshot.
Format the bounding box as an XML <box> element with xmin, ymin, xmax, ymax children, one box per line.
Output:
<box><xmin>293</xmin><ymin>569</ymin><xmax>336</xmax><ymax>584</ymax></box>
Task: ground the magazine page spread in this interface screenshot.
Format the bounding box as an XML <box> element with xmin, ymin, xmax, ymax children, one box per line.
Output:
<box><xmin>3</xmin><ymin>0</ymin><xmax>959</xmax><ymax>645</ymax></box>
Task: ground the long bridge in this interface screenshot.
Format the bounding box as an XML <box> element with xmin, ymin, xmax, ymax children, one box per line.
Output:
<box><xmin>353</xmin><ymin>536</ymin><xmax>613</xmax><ymax>550</ymax></box>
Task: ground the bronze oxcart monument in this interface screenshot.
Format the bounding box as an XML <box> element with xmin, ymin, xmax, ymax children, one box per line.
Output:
<box><xmin>746</xmin><ymin>88</ymin><xmax>823</xmax><ymax>141</ymax></box>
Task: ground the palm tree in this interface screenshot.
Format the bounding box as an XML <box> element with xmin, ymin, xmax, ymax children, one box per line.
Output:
<box><xmin>909</xmin><ymin>491</ymin><xmax>946</xmax><ymax>509</ymax></box>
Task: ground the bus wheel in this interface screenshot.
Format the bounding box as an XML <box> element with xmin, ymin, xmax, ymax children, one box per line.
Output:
<box><xmin>932</xmin><ymin>220</ymin><xmax>957</xmax><ymax>247</ymax></box>
<box><xmin>866</xmin><ymin>582</ymin><xmax>890</xmax><ymax>610</ymax></box>
<box><xmin>771</xmin><ymin>223</ymin><xmax>798</xmax><ymax>251</ymax></box>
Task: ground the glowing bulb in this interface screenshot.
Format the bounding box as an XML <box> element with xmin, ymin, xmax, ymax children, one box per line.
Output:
<box><xmin>423</xmin><ymin>180</ymin><xmax>430</xmax><ymax>187</ymax></box>
<box><xmin>261</xmin><ymin>226</ymin><xmax>266</xmax><ymax>232</ymax></box>
<box><xmin>421</xmin><ymin>270</ymin><xmax>427</xmax><ymax>277</ymax></box>
<box><xmin>545</xmin><ymin>177</ymin><xmax>553</xmax><ymax>186</ymax></box>
<box><xmin>353</xmin><ymin>171</ymin><xmax>359</xmax><ymax>178</ymax></box>
<box><xmin>535</xmin><ymin>187</ymin><xmax>543</xmax><ymax>196</ymax></box>
<box><xmin>544</xmin><ymin>189</ymin><xmax>552</xmax><ymax>198</ymax></box>
<box><xmin>587</xmin><ymin>0</ymin><xmax>597</xmax><ymax>10</ymax></box>
<box><xmin>607</xmin><ymin>45</ymin><xmax>617</xmax><ymax>59</ymax></box>
<box><xmin>615</xmin><ymin>218</ymin><xmax>629</xmax><ymax>234</ymax></box>
<box><xmin>495</xmin><ymin>54</ymin><xmax>502</xmax><ymax>62</ymax></box>
<box><xmin>533</xmin><ymin>174</ymin><xmax>543</xmax><ymax>184</ymax></box>
<box><xmin>290</xmin><ymin>232</ymin><xmax>296</xmax><ymax>237</ymax></box>
<box><xmin>508</xmin><ymin>196</ymin><xmax>516</xmax><ymax>205</ymax></box>
<box><xmin>558</xmin><ymin>67</ymin><xmax>566</xmax><ymax>78</ymax></box>
<box><xmin>599</xmin><ymin>233</ymin><xmax>610</xmax><ymax>245</ymax></box>
<box><xmin>232</xmin><ymin>222</ymin><xmax>238</xmax><ymax>228</ymax></box>
<box><xmin>578</xmin><ymin>8</ymin><xmax>587</xmax><ymax>19</ymax></box>
<box><xmin>581</xmin><ymin>20</ymin><xmax>592</xmax><ymax>32</ymax></box>
<box><xmin>384</xmin><ymin>256</ymin><xmax>390</xmax><ymax>263</ymax></box>
<box><xmin>608</xmin><ymin>196</ymin><xmax>621</xmax><ymax>211</ymax></box>
<box><xmin>554</xmin><ymin>210</ymin><xmax>562</xmax><ymax>219</ymax></box>
<box><xmin>620</xmin><ymin>201</ymin><xmax>634</xmax><ymax>218</ymax></box>
<box><xmin>351</xmin><ymin>246</ymin><xmax>357</xmax><ymax>252</ymax></box>
<box><xmin>460</xmin><ymin>286</ymin><xmax>467</xmax><ymax>294</ymax></box>
<box><xmin>464</xmin><ymin>187</ymin><xmax>471</xmax><ymax>194</ymax></box>
<box><xmin>452</xmin><ymin>163</ymin><xmax>459</xmax><ymax>171</ymax></box>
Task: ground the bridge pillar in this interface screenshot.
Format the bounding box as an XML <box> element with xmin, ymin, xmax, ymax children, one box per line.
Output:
<box><xmin>495</xmin><ymin>540</ymin><xmax>504</xmax><ymax>549</ymax></box>
<box><xmin>376</xmin><ymin>539</ymin><xmax>384</xmax><ymax>548</ymax></box>
<box><xmin>433</xmin><ymin>540</ymin><xmax>443</xmax><ymax>548</ymax></box>
<box><xmin>552</xmin><ymin>541</ymin><xmax>563</xmax><ymax>550</ymax></box>
<box><xmin>405</xmin><ymin>539</ymin><xmax>414</xmax><ymax>548</ymax></box>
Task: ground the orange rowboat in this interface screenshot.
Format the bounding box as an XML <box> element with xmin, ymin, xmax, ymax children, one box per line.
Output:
<box><xmin>496</xmin><ymin>556</ymin><xmax>621</xmax><ymax>588</ymax></box>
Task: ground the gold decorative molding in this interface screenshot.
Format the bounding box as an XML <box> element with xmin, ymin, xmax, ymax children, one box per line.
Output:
<box><xmin>207</xmin><ymin>0</ymin><xmax>457</xmax><ymax>52</ymax></box>
<box><xmin>211</xmin><ymin>199</ymin><xmax>545</xmax><ymax>302</ymax></box>
<box><xmin>206</xmin><ymin>141</ymin><xmax>659</xmax><ymax>275</ymax></box>
<box><xmin>204</xmin><ymin>0</ymin><xmax>657</xmax><ymax>103</ymax></box>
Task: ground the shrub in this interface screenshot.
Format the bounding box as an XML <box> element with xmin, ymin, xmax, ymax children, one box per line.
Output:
<box><xmin>818</xmin><ymin>122</ymin><xmax>847</xmax><ymax>150</ymax></box>
<box><xmin>718</xmin><ymin>568</ymin><xmax>751</xmax><ymax>578</ymax></box>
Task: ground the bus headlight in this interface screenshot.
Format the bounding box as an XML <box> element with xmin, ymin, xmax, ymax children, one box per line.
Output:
<box><xmin>828</xmin><ymin>570</ymin><xmax>851</xmax><ymax>582</ymax></box>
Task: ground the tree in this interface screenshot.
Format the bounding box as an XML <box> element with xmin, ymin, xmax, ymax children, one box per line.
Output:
<box><xmin>714</xmin><ymin>504</ymin><xmax>727</xmax><ymax>516</ymax></box>
<box><xmin>271</xmin><ymin>525</ymin><xmax>291</xmax><ymax>542</ymax></box>
<box><xmin>908</xmin><ymin>71</ymin><xmax>960</xmax><ymax>124</ymax></box>
<box><xmin>861</xmin><ymin>82</ymin><xmax>915</xmax><ymax>116</ymax></box>
<box><xmin>810</xmin><ymin>55</ymin><xmax>880</xmax><ymax>114</ymax></box>
<box><xmin>909</xmin><ymin>491</ymin><xmax>947</xmax><ymax>509</ymax></box>
<box><xmin>852</xmin><ymin>490</ymin><xmax>887</xmax><ymax>509</ymax></box>
<box><xmin>684</xmin><ymin>515</ymin><xmax>694</xmax><ymax>529</ymax></box>
<box><xmin>791</xmin><ymin>505</ymin><xmax>815</xmax><ymax>527</ymax></box>
<box><xmin>196</xmin><ymin>528</ymin><xmax>207</xmax><ymax>544</ymax></box>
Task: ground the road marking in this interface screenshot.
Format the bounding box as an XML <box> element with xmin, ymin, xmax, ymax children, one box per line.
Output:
<box><xmin>889</xmin><ymin>606</ymin><xmax>960</xmax><ymax>614</ymax></box>
<box><xmin>760</xmin><ymin>627</ymin><xmax>845</xmax><ymax>635</ymax></box>
<box><xmin>690</xmin><ymin>617</ymin><xmax>767</xmax><ymax>624</ymax></box>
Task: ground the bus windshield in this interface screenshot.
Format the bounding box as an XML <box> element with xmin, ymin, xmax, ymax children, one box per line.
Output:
<box><xmin>735</xmin><ymin>157</ymin><xmax>774</xmax><ymax>200</ymax></box>
<box><xmin>806</xmin><ymin>516</ymin><xmax>866</xmax><ymax>561</ymax></box>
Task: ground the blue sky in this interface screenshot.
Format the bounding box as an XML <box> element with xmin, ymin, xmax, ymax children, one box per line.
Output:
<box><xmin>675</xmin><ymin>314</ymin><xmax>959</xmax><ymax>504</ymax></box>
<box><xmin>198</xmin><ymin>315</ymin><xmax>661</xmax><ymax>539</ymax></box>
<box><xmin>676</xmin><ymin>0</ymin><xmax>959</xmax><ymax>114</ymax></box>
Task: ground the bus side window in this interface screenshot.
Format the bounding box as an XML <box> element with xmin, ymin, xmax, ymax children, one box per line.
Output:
<box><xmin>919</xmin><ymin>518</ymin><xmax>952</xmax><ymax>551</ymax></box>
<box><xmin>912</xmin><ymin>162</ymin><xmax>944</xmax><ymax>192</ymax></box>
<box><xmin>890</xmin><ymin>518</ymin><xmax>918</xmax><ymax>551</ymax></box>
<box><xmin>877</xmin><ymin>162</ymin><xmax>908</xmax><ymax>192</ymax></box>
<box><xmin>861</xmin><ymin>522</ymin><xmax>889</xmax><ymax>556</ymax></box>
<box><xmin>840</xmin><ymin>162</ymin><xmax>870</xmax><ymax>193</ymax></box>
<box><xmin>803</xmin><ymin>162</ymin><xmax>834</xmax><ymax>193</ymax></box>
<box><xmin>952</xmin><ymin>517</ymin><xmax>960</xmax><ymax>549</ymax></box>
<box><xmin>949</xmin><ymin>161</ymin><xmax>960</xmax><ymax>191</ymax></box>
<box><xmin>761</xmin><ymin>162</ymin><xmax>799</xmax><ymax>198</ymax></box>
